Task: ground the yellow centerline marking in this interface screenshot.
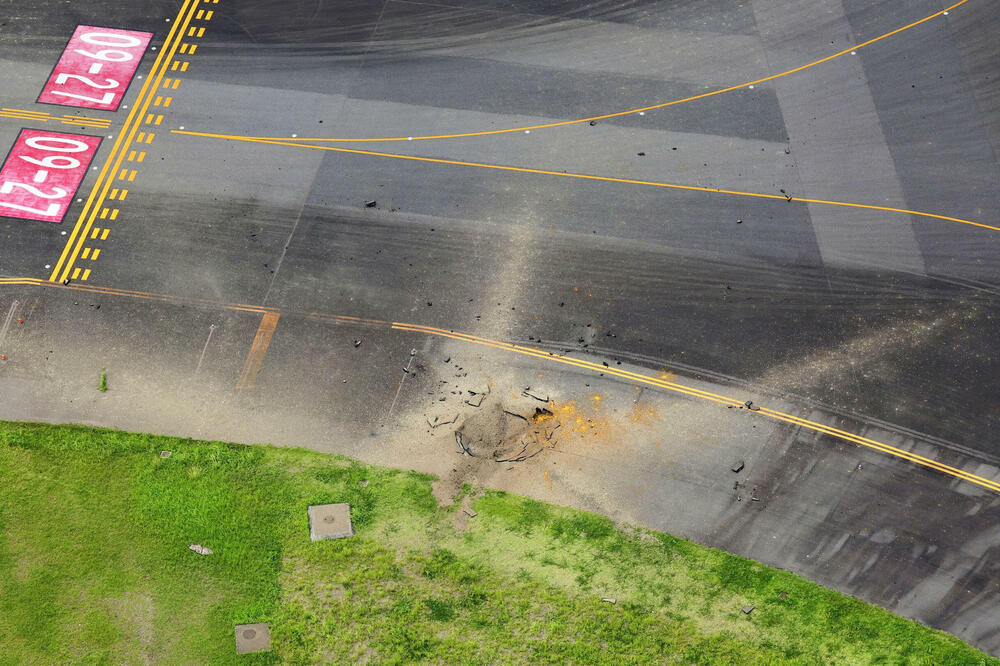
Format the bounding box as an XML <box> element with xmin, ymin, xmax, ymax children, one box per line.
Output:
<box><xmin>172</xmin><ymin>132</ymin><xmax>999</xmax><ymax>233</ymax></box>
<box><xmin>0</xmin><ymin>275</ymin><xmax>996</xmax><ymax>493</ymax></box>
<box><xmin>49</xmin><ymin>0</ymin><xmax>201</xmax><ymax>283</ymax></box>
<box><xmin>206</xmin><ymin>0</ymin><xmax>969</xmax><ymax>144</ymax></box>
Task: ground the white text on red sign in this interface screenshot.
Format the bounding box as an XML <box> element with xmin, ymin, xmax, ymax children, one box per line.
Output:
<box><xmin>38</xmin><ymin>26</ymin><xmax>153</xmax><ymax>111</ymax></box>
<box><xmin>0</xmin><ymin>129</ymin><xmax>102</xmax><ymax>223</ymax></box>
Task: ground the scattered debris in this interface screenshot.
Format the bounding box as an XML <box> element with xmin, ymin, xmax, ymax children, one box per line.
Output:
<box><xmin>62</xmin><ymin>278</ymin><xmax>71</xmax><ymax>285</ymax></box>
<box><xmin>741</xmin><ymin>605</ymin><xmax>754</xmax><ymax>614</ymax></box>
<box><xmin>731</xmin><ymin>460</ymin><xmax>744</xmax><ymax>473</ymax></box>
<box><xmin>427</xmin><ymin>414</ymin><xmax>458</xmax><ymax>428</ymax></box>
<box><xmin>189</xmin><ymin>543</ymin><xmax>213</xmax><ymax>555</ymax></box>
<box><xmin>160</xmin><ymin>450</ymin><xmax>172</xmax><ymax>459</ymax></box>
<box><xmin>465</xmin><ymin>393</ymin><xmax>486</xmax><ymax>408</ymax></box>
<box><xmin>589</xmin><ymin>120</ymin><xmax>596</xmax><ymax>126</ymax></box>
<box><xmin>637</xmin><ymin>151</ymin><xmax>645</xmax><ymax>156</ymax></box>
<box><xmin>602</xmin><ymin>598</ymin><xmax>617</xmax><ymax>604</ymax></box>
<box><xmin>463</xmin><ymin>508</ymin><xmax>477</xmax><ymax>517</ymax></box>
<box><xmin>359</xmin><ymin>479</ymin><xmax>369</xmax><ymax>488</ymax></box>
<box><xmin>779</xmin><ymin>592</ymin><xmax>788</xmax><ymax>599</ymax></box>
<box><xmin>364</xmin><ymin>199</ymin><xmax>376</xmax><ymax>207</ymax></box>
<box><xmin>455</xmin><ymin>431</ymin><xmax>472</xmax><ymax>456</ymax></box>
<box><xmin>744</xmin><ymin>400</ymin><xmax>760</xmax><ymax>411</ymax></box>
<box><xmin>443</xmin><ymin>356</ymin><xmax>451</xmax><ymax>363</ymax></box>
<box><xmin>522</xmin><ymin>387</ymin><xmax>549</xmax><ymax>402</ymax></box>
<box><xmin>750</xmin><ymin>487</ymin><xmax>760</xmax><ymax>502</ymax></box>
<box><xmin>533</xmin><ymin>406</ymin><xmax>554</xmax><ymax>421</ymax></box>
<box><xmin>353</xmin><ymin>338</ymin><xmax>362</xmax><ymax>348</ymax></box>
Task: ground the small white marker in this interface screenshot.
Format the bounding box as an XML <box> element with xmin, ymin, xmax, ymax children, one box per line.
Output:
<box><xmin>179</xmin><ymin>126</ymin><xmax>184</xmax><ymax>130</ymax></box>
<box><xmin>107</xmin><ymin>135</ymin><xmax>113</xmax><ymax>139</ymax></box>
<box><xmin>45</xmin><ymin>264</ymin><xmax>51</xmax><ymax>268</ymax></box>
<box><xmin>166</xmin><ymin>18</ymin><xmax>171</xmax><ymax>22</ymax></box>
<box><xmin>748</xmin><ymin>85</ymin><xmax>754</xmax><ymax>89</ymax></box>
<box><xmin>851</xmin><ymin>51</ymin><xmax>857</xmax><ymax>55</ymax></box>
<box><xmin>92</xmin><ymin>167</ymin><xmax>98</xmax><ymax>170</ymax></box>
<box><xmin>524</xmin><ymin>130</ymin><xmax>530</xmax><ymax>134</ymax></box>
<box><xmin>88</xmin><ymin>62</ymin><xmax>103</xmax><ymax>74</ymax></box>
<box><xmin>152</xmin><ymin>47</ymin><xmax>157</xmax><ymax>51</ymax></box>
<box><xmin>407</xmin><ymin>137</ymin><xmax>413</xmax><ymax>141</ymax></box>
<box><xmin>943</xmin><ymin>11</ymin><xmax>949</xmax><ymax>15</ymax></box>
<box><xmin>77</xmin><ymin>198</ymin><xmax>83</xmax><ymax>202</ymax></box>
<box><xmin>638</xmin><ymin>111</ymin><xmax>645</xmax><ymax>116</ymax></box>
<box><xmin>291</xmin><ymin>133</ymin><xmax>297</xmax><ymax>138</ymax></box>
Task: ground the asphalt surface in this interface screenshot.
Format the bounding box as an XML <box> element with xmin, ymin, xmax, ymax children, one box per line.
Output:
<box><xmin>2</xmin><ymin>0</ymin><xmax>1000</xmax><ymax>655</ymax></box>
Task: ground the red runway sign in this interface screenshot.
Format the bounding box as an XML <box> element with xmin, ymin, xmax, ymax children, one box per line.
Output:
<box><xmin>38</xmin><ymin>26</ymin><xmax>153</xmax><ymax>111</ymax></box>
<box><xmin>0</xmin><ymin>129</ymin><xmax>102</xmax><ymax>223</ymax></box>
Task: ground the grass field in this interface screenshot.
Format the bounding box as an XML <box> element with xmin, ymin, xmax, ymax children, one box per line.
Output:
<box><xmin>0</xmin><ymin>421</ymin><xmax>995</xmax><ymax>664</ymax></box>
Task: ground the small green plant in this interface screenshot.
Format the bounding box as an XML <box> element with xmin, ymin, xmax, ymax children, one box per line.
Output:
<box><xmin>98</xmin><ymin>368</ymin><xmax>107</xmax><ymax>392</ymax></box>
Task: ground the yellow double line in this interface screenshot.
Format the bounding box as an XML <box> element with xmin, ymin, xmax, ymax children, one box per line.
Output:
<box><xmin>48</xmin><ymin>0</ymin><xmax>202</xmax><ymax>284</ymax></box>
<box><xmin>392</xmin><ymin>322</ymin><xmax>1000</xmax><ymax>494</ymax></box>
<box><xmin>2</xmin><ymin>275</ymin><xmax>997</xmax><ymax>494</ymax></box>
<box><xmin>0</xmin><ymin>108</ymin><xmax>112</xmax><ymax>129</ymax></box>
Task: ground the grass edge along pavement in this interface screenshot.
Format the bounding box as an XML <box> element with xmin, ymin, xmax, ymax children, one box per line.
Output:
<box><xmin>0</xmin><ymin>421</ymin><xmax>994</xmax><ymax>665</ymax></box>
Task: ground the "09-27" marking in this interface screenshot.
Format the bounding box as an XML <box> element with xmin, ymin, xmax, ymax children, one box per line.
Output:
<box><xmin>38</xmin><ymin>26</ymin><xmax>153</xmax><ymax>111</ymax></box>
<box><xmin>0</xmin><ymin>129</ymin><xmax>102</xmax><ymax>222</ymax></box>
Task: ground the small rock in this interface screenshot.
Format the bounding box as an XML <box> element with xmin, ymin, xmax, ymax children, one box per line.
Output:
<box><xmin>637</xmin><ymin>151</ymin><xmax>645</xmax><ymax>156</ymax></box>
<box><xmin>463</xmin><ymin>508</ymin><xmax>477</xmax><ymax>517</ymax></box>
<box><xmin>189</xmin><ymin>543</ymin><xmax>213</xmax><ymax>555</ymax></box>
<box><xmin>741</xmin><ymin>605</ymin><xmax>754</xmax><ymax>614</ymax></box>
<box><xmin>779</xmin><ymin>592</ymin><xmax>788</xmax><ymax>599</ymax></box>
<box><xmin>744</xmin><ymin>401</ymin><xmax>760</xmax><ymax>411</ymax></box>
<box><xmin>353</xmin><ymin>339</ymin><xmax>362</xmax><ymax>348</ymax></box>
<box><xmin>589</xmin><ymin>120</ymin><xmax>596</xmax><ymax>126</ymax></box>
<box><xmin>364</xmin><ymin>200</ymin><xmax>376</xmax><ymax>207</ymax></box>
<box><xmin>731</xmin><ymin>460</ymin><xmax>744</xmax><ymax>473</ymax></box>
<box><xmin>160</xmin><ymin>451</ymin><xmax>172</xmax><ymax>458</ymax></box>
<box><xmin>602</xmin><ymin>598</ymin><xmax>616</xmax><ymax>604</ymax></box>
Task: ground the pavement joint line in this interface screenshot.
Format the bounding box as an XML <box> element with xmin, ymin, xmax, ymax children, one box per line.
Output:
<box><xmin>0</xmin><ymin>277</ymin><xmax>995</xmax><ymax>495</ymax></box>
<box><xmin>48</xmin><ymin>0</ymin><xmax>201</xmax><ymax>284</ymax></box>
<box><xmin>187</xmin><ymin>0</ymin><xmax>970</xmax><ymax>144</ymax></box>
<box><xmin>236</xmin><ymin>312</ymin><xmax>280</xmax><ymax>389</ymax></box>
<box><xmin>173</xmin><ymin>133</ymin><xmax>1000</xmax><ymax>233</ymax></box>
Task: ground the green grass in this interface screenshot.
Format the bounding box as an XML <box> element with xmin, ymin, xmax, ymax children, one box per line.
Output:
<box><xmin>0</xmin><ymin>421</ymin><xmax>994</xmax><ymax>665</ymax></box>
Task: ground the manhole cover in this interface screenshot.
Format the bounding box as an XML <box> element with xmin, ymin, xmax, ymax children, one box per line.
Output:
<box><xmin>308</xmin><ymin>503</ymin><xmax>354</xmax><ymax>541</ymax></box>
<box><xmin>234</xmin><ymin>623</ymin><xmax>270</xmax><ymax>654</ymax></box>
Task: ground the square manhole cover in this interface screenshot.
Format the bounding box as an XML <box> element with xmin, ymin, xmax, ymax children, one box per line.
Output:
<box><xmin>235</xmin><ymin>623</ymin><xmax>270</xmax><ymax>654</ymax></box>
<box><xmin>308</xmin><ymin>503</ymin><xmax>354</xmax><ymax>541</ymax></box>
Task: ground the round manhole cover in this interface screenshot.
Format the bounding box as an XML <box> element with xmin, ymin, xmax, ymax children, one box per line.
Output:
<box><xmin>243</xmin><ymin>629</ymin><xmax>257</xmax><ymax>640</ymax></box>
<box><xmin>323</xmin><ymin>514</ymin><xmax>337</xmax><ymax>523</ymax></box>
